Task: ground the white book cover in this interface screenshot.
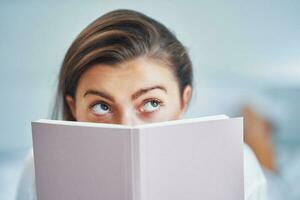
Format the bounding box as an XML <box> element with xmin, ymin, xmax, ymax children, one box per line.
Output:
<box><xmin>31</xmin><ymin>115</ymin><xmax>244</xmax><ymax>200</ymax></box>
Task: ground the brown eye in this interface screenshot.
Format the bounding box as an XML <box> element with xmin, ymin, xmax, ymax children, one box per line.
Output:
<box><xmin>141</xmin><ymin>99</ymin><xmax>162</xmax><ymax>113</ymax></box>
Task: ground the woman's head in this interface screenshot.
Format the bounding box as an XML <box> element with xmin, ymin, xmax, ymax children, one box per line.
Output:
<box><xmin>53</xmin><ymin>9</ymin><xmax>193</xmax><ymax>125</ymax></box>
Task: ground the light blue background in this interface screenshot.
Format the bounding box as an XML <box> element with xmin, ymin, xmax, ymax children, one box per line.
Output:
<box><xmin>1</xmin><ymin>1</ymin><xmax>300</xmax><ymax>199</ymax></box>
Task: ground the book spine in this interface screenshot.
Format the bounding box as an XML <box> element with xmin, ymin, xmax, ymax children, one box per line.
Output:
<box><xmin>130</xmin><ymin>128</ymin><xmax>141</xmax><ymax>200</ymax></box>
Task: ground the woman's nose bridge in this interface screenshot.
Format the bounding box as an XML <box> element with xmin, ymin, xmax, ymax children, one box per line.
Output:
<box><xmin>118</xmin><ymin>108</ymin><xmax>138</xmax><ymax>125</ymax></box>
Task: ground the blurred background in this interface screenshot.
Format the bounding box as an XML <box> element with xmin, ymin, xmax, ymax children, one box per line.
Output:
<box><xmin>0</xmin><ymin>0</ymin><xmax>299</xmax><ymax>199</ymax></box>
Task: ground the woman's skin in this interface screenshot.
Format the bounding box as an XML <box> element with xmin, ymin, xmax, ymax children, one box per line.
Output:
<box><xmin>66</xmin><ymin>57</ymin><xmax>192</xmax><ymax>125</ymax></box>
<box><xmin>242</xmin><ymin>106</ymin><xmax>276</xmax><ymax>172</ymax></box>
<box><xmin>65</xmin><ymin>55</ymin><xmax>275</xmax><ymax>173</ymax></box>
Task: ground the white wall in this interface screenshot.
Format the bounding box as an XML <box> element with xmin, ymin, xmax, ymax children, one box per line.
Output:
<box><xmin>1</xmin><ymin>0</ymin><xmax>300</xmax><ymax>152</ymax></box>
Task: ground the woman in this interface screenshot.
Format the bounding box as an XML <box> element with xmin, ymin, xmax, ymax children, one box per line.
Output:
<box><xmin>17</xmin><ymin>9</ymin><xmax>267</xmax><ymax>199</ymax></box>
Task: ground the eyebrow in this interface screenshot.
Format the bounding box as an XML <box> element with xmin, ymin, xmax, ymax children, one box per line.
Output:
<box><xmin>83</xmin><ymin>85</ymin><xmax>167</xmax><ymax>102</ymax></box>
<box><xmin>132</xmin><ymin>85</ymin><xmax>167</xmax><ymax>100</ymax></box>
<box><xmin>83</xmin><ymin>90</ymin><xmax>115</xmax><ymax>102</ymax></box>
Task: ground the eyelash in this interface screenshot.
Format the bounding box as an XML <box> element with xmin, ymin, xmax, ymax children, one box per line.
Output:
<box><xmin>140</xmin><ymin>98</ymin><xmax>164</xmax><ymax>113</ymax></box>
<box><xmin>89</xmin><ymin>98</ymin><xmax>164</xmax><ymax>115</ymax></box>
<box><xmin>89</xmin><ymin>101</ymin><xmax>113</xmax><ymax>113</ymax></box>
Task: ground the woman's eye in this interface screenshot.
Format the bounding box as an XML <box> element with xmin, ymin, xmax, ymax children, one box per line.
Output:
<box><xmin>141</xmin><ymin>99</ymin><xmax>161</xmax><ymax>113</ymax></box>
<box><xmin>91</xmin><ymin>103</ymin><xmax>110</xmax><ymax>115</ymax></box>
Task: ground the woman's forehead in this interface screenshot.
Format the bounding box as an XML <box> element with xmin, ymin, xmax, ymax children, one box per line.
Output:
<box><xmin>78</xmin><ymin>57</ymin><xmax>177</xmax><ymax>90</ymax></box>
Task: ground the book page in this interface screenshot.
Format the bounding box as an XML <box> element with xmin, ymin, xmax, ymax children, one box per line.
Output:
<box><xmin>32</xmin><ymin>122</ymin><xmax>133</xmax><ymax>200</ymax></box>
<box><xmin>138</xmin><ymin>118</ymin><xmax>243</xmax><ymax>200</ymax></box>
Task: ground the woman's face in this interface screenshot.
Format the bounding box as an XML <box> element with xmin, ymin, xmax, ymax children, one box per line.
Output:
<box><xmin>66</xmin><ymin>57</ymin><xmax>192</xmax><ymax>125</ymax></box>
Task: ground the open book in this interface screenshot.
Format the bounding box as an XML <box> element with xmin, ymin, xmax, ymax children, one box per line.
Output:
<box><xmin>31</xmin><ymin>115</ymin><xmax>244</xmax><ymax>200</ymax></box>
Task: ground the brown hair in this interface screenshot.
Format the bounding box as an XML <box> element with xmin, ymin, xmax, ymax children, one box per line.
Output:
<box><xmin>52</xmin><ymin>9</ymin><xmax>193</xmax><ymax>120</ymax></box>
